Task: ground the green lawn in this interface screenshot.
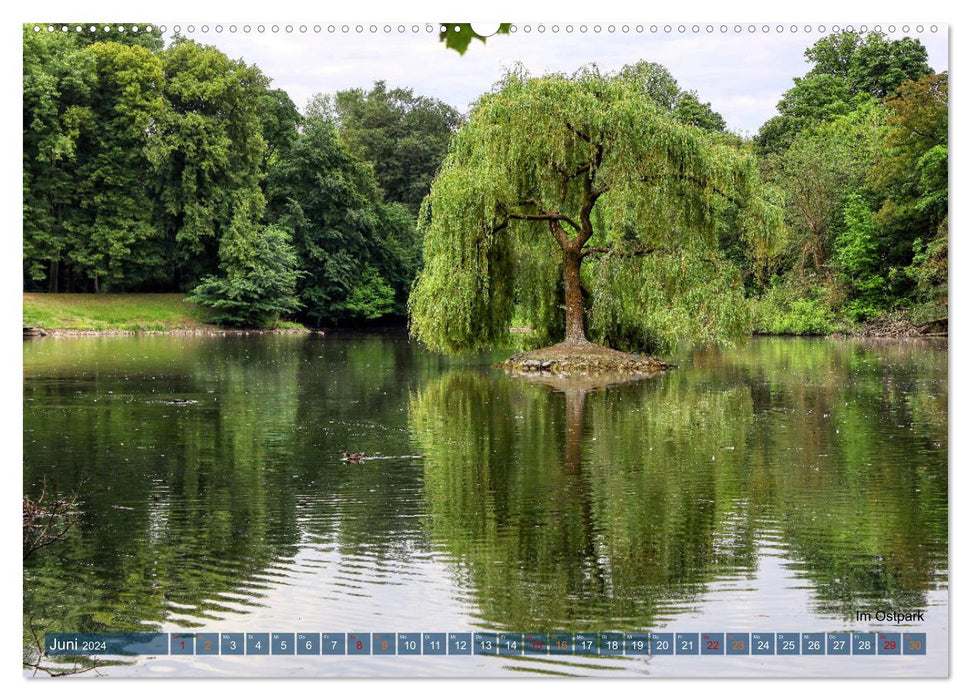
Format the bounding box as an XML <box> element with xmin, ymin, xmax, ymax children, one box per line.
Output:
<box><xmin>23</xmin><ymin>293</ymin><xmax>210</xmax><ymax>331</ymax></box>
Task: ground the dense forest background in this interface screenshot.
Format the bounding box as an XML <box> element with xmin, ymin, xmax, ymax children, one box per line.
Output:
<box><xmin>23</xmin><ymin>27</ymin><xmax>458</xmax><ymax>327</ymax></box>
<box><xmin>752</xmin><ymin>32</ymin><xmax>948</xmax><ymax>333</ymax></box>
<box><xmin>23</xmin><ymin>26</ymin><xmax>947</xmax><ymax>334</ymax></box>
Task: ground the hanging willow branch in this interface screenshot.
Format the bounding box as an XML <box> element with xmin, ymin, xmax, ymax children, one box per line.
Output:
<box><xmin>409</xmin><ymin>63</ymin><xmax>786</xmax><ymax>354</ymax></box>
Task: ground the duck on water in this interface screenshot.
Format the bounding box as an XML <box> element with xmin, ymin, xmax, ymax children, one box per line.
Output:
<box><xmin>341</xmin><ymin>451</ymin><xmax>423</xmax><ymax>463</ymax></box>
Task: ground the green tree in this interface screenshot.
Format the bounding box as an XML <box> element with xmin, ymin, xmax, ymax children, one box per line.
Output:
<box><xmin>615</xmin><ymin>61</ymin><xmax>681</xmax><ymax>110</ymax></box>
<box><xmin>23</xmin><ymin>28</ymin><xmax>94</xmax><ymax>291</ymax></box>
<box><xmin>23</xmin><ymin>28</ymin><xmax>169</xmax><ymax>293</ymax></box>
<box><xmin>769</xmin><ymin>102</ymin><xmax>882</xmax><ymax>279</ymax></box>
<box><xmin>409</xmin><ymin>66</ymin><xmax>783</xmax><ymax>355</ymax></box>
<box><xmin>68</xmin><ymin>41</ymin><xmax>164</xmax><ymax>292</ymax></box>
<box><xmin>777</xmin><ymin>73</ymin><xmax>857</xmax><ymax>122</ymax></box>
<box><xmin>870</xmin><ymin>73</ymin><xmax>948</xmax><ymax>319</ymax></box>
<box><xmin>756</xmin><ymin>32</ymin><xmax>931</xmax><ymax>155</ymax></box>
<box><xmin>803</xmin><ymin>31</ymin><xmax>861</xmax><ymax>78</ymax></box>
<box><xmin>21</xmin><ymin>28</ymin><xmax>424</xmax><ymax>326</ymax></box>
<box><xmin>188</xmin><ymin>225</ymin><xmax>301</xmax><ymax>326</ymax></box>
<box><xmin>753</xmin><ymin>33</ymin><xmax>943</xmax><ymax>332</ymax></box>
<box><xmin>619</xmin><ymin>61</ymin><xmax>728</xmax><ymax>132</ymax></box>
<box><xmin>258</xmin><ymin>88</ymin><xmax>301</xmax><ymax>169</ymax></box>
<box><xmin>870</xmin><ymin>73</ymin><xmax>948</xmax><ymax>230</ymax></box>
<box><xmin>754</xmin><ymin>115</ymin><xmax>800</xmax><ymax>158</ymax></box>
<box><xmin>848</xmin><ymin>33</ymin><xmax>932</xmax><ymax>98</ymax></box>
<box><xmin>834</xmin><ymin>194</ymin><xmax>885</xmax><ymax>320</ymax></box>
<box><xmin>756</xmin><ymin>74</ymin><xmax>859</xmax><ymax>154</ymax></box>
<box><xmin>266</xmin><ymin>116</ymin><xmax>418</xmax><ymax>324</ymax></box>
<box><xmin>149</xmin><ymin>38</ymin><xmax>269</xmax><ymax>287</ymax></box>
<box><xmin>674</xmin><ymin>91</ymin><xmax>726</xmax><ymax>132</ymax></box>
<box><xmin>327</xmin><ymin>81</ymin><xmax>461</xmax><ymax>213</ymax></box>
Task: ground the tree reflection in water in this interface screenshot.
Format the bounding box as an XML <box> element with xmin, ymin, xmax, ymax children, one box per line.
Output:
<box><xmin>410</xmin><ymin>338</ymin><xmax>947</xmax><ymax>630</ymax></box>
<box><xmin>23</xmin><ymin>335</ymin><xmax>946</xmax><ymax>650</ymax></box>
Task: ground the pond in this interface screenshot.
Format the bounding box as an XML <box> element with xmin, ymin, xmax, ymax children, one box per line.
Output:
<box><xmin>22</xmin><ymin>332</ymin><xmax>948</xmax><ymax>677</ymax></box>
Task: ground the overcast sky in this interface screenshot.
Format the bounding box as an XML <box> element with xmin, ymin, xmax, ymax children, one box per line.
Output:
<box><xmin>165</xmin><ymin>23</ymin><xmax>947</xmax><ymax>135</ymax></box>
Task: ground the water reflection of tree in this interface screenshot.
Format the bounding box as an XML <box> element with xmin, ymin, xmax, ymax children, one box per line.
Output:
<box><xmin>23</xmin><ymin>332</ymin><xmax>450</xmax><ymax>637</ymax></box>
<box><xmin>22</xmin><ymin>335</ymin><xmax>308</xmax><ymax>635</ymax></box>
<box><xmin>724</xmin><ymin>338</ymin><xmax>948</xmax><ymax>617</ymax></box>
<box><xmin>409</xmin><ymin>371</ymin><xmax>755</xmax><ymax>630</ymax></box>
<box><xmin>409</xmin><ymin>337</ymin><xmax>947</xmax><ymax>628</ymax></box>
<box><xmin>287</xmin><ymin>331</ymin><xmax>444</xmax><ymax>556</ymax></box>
<box><xmin>23</xmin><ymin>335</ymin><xmax>947</xmax><ymax>638</ymax></box>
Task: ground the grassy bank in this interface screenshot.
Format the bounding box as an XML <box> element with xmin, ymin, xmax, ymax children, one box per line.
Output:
<box><xmin>23</xmin><ymin>293</ymin><xmax>213</xmax><ymax>332</ymax></box>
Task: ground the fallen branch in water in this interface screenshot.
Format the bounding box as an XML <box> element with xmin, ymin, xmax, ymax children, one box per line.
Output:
<box><xmin>23</xmin><ymin>478</ymin><xmax>83</xmax><ymax>560</ymax></box>
<box><xmin>23</xmin><ymin>477</ymin><xmax>114</xmax><ymax>676</ymax></box>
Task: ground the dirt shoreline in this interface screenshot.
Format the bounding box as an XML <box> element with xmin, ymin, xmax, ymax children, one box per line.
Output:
<box><xmin>831</xmin><ymin>316</ymin><xmax>947</xmax><ymax>339</ymax></box>
<box><xmin>25</xmin><ymin>316</ymin><xmax>946</xmax><ymax>342</ymax></box>
<box><xmin>24</xmin><ymin>326</ymin><xmax>314</xmax><ymax>338</ymax></box>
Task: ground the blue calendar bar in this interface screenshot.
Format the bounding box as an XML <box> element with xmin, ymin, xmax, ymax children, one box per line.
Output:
<box><xmin>625</xmin><ymin>633</ymin><xmax>649</xmax><ymax>655</ymax></box>
<box><xmin>752</xmin><ymin>633</ymin><xmax>774</xmax><ymax>655</ymax></box>
<box><xmin>171</xmin><ymin>632</ymin><xmax>194</xmax><ymax>655</ymax></box>
<box><xmin>550</xmin><ymin>632</ymin><xmax>573</xmax><ymax>655</ymax></box>
<box><xmin>45</xmin><ymin>633</ymin><xmax>168</xmax><ymax>656</ymax></box>
<box><xmin>498</xmin><ymin>632</ymin><xmax>522</xmax><ymax>655</ymax></box>
<box><xmin>43</xmin><ymin>632</ymin><xmax>931</xmax><ymax>657</ymax></box>
<box><xmin>297</xmin><ymin>633</ymin><xmax>319</xmax><ymax>655</ymax></box>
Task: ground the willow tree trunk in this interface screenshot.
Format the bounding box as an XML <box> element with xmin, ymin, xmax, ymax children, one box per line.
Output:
<box><xmin>562</xmin><ymin>247</ymin><xmax>587</xmax><ymax>343</ymax></box>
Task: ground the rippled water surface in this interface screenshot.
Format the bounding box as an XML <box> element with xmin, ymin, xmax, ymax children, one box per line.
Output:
<box><xmin>23</xmin><ymin>333</ymin><xmax>948</xmax><ymax>676</ymax></box>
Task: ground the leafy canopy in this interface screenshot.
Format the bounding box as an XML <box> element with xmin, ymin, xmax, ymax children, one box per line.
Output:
<box><xmin>150</xmin><ymin>37</ymin><xmax>269</xmax><ymax>285</ymax></box>
<box><xmin>22</xmin><ymin>27</ymin><xmax>424</xmax><ymax>328</ymax></box>
<box><xmin>319</xmin><ymin>82</ymin><xmax>462</xmax><ymax>213</ymax></box>
<box><xmin>409</xmin><ymin>64</ymin><xmax>783</xmax><ymax>354</ymax></box>
<box><xmin>872</xmin><ymin>73</ymin><xmax>948</xmax><ymax>320</ymax></box>
<box><xmin>767</xmin><ymin>101</ymin><xmax>883</xmax><ymax>277</ymax></box>
<box><xmin>188</xmin><ymin>226</ymin><xmax>302</xmax><ymax>327</ymax></box>
<box><xmin>756</xmin><ymin>31</ymin><xmax>931</xmax><ymax>155</ymax></box>
<box><xmin>266</xmin><ymin>115</ymin><xmax>418</xmax><ymax>325</ymax></box>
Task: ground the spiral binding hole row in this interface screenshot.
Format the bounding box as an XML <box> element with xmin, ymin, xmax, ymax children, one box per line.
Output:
<box><xmin>30</xmin><ymin>23</ymin><xmax>939</xmax><ymax>36</ymax></box>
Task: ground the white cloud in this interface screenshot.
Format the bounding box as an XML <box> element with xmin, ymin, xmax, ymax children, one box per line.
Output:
<box><xmin>172</xmin><ymin>24</ymin><xmax>949</xmax><ymax>133</ymax></box>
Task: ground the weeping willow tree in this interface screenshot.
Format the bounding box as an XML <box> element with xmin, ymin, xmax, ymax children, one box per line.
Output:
<box><xmin>409</xmin><ymin>64</ymin><xmax>785</xmax><ymax>356</ymax></box>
